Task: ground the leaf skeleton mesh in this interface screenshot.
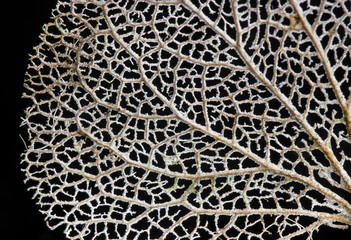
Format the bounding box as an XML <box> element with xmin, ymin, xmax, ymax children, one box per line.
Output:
<box><xmin>21</xmin><ymin>0</ymin><xmax>351</xmax><ymax>239</ymax></box>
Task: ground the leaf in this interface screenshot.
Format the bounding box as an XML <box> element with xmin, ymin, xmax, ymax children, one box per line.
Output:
<box><xmin>22</xmin><ymin>0</ymin><xmax>351</xmax><ymax>239</ymax></box>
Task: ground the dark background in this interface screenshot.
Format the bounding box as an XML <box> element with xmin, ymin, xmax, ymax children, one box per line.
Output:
<box><xmin>4</xmin><ymin>1</ymin><xmax>66</xmax><ymax>239</ymax></box>
<box><xmin>2</xmin><ymin>0</ymin><xmax>351</xmax><ymax>240</ymax></box>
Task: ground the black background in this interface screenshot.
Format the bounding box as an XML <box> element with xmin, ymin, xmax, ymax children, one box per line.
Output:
<box><xmin>4</xmin><ymin>1</ymin><xmax>66</xmax><ymax>239</ymax></box>
<box><xmin>3</xmin><ymin>0</ymin><xmax>351</xmax><ymax>240</ymax></box>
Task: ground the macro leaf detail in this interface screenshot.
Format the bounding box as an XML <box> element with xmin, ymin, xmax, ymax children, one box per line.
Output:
<box><xmin>22</xmin><ymin>0</ymin><xmax>351</xmax><ymax>239</ymax></box>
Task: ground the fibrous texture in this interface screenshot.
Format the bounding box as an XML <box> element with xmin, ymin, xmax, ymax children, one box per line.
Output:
<box><xmin>22</xmin><ymin>0</ymin><xmax>351</xmax><ymax>239</ymax></box>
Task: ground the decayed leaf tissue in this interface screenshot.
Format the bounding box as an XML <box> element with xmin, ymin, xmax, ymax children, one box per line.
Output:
<box><xmin>21</xmin><ymin>0</ymin><xmax>351</xmax><ymax>239</ymax></box>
